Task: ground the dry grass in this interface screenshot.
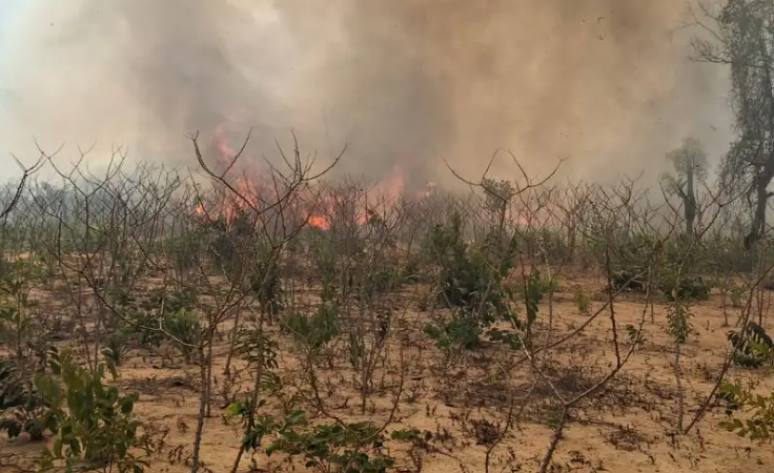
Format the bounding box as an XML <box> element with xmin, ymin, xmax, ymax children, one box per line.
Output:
<box><xmin>3</xmin><ymin>273</ymin><xmax>773</xmax><ymax>473</ymax></box>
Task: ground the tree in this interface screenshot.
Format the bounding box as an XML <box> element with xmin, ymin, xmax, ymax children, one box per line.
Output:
<box><xmin>693</xmin><ymin>0</ymin><xmax>774</xmax><ymax>249</ymax></box>
<box><xmin>482</xmin><ymin>178</ymin><xmax>516</xmax><ymax>228</ymax></box>
<box><xmin>660</xmin><ymin>137</ymin><xmax>709</xmax><ymax>237</ymax></box>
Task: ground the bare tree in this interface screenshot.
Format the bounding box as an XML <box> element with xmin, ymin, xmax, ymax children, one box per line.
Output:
<box><xmin>660</xmin><ymin>137</ymin><xmax>709</xmax><ymax>237</ymax></box>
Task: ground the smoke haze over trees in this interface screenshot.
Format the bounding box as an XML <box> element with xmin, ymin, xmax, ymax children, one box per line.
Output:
<box><xmin>0</xmin><ymin>0</ymin><xmax>732</xmax><ymax>189</ymax></box>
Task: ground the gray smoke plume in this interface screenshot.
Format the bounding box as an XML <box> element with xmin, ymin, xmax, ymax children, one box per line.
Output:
<box><xmin>0</xmin><ymin>0</ymin><xmax>731</xmax><ymax>189</ymax></box>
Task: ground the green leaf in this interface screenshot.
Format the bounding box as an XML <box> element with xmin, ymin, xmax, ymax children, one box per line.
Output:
<box><xmin>287</xmin><ymin>410</ymin><xmax>307</xmax><ymax>426</ymax></box>
<box><xmin>120</xmin><ymin>397</ymin><xmax>135</xmax><ymax>415</ymax></box>
<box><xmin>118</xmin><ymin>442</ymin><xmax>128</xmax><ymax>459</ymax></box>
<box><xmin>68</xmin><ymin>438</ymin><xmax>81</xmax><ymax>456</ymax></box>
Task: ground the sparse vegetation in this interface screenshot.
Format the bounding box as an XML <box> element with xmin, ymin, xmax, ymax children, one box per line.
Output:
<box><xmin>4</xmin><ymin>2</ymin><xmax>774</xmax><ymax>472</ymax></box>
<box><xmin>0</xmin><ymin>133</ymin><xmax>771</xmax><ymax>473</ymax></box>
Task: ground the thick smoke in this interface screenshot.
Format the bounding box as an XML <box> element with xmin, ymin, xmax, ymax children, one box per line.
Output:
<box><xmin>0</xmin><ymin>0</ymin><xmax>731</xmax><ymax>188</ymax></box>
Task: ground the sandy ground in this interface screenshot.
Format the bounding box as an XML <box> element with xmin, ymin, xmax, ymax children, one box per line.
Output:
<box><xmin>3</xmin><ymin>278</ymin><xmax>774</xmax><ymax>473</ymax></box>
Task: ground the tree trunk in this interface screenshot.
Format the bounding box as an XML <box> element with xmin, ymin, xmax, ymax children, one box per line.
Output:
<box><xmin>224</xmin><ymin>305</ymin><xmax>242</xmax><ymax>376</ymax></box>
<box><xmin>191</xmin><ymin>344</ymin><xmax>208</xmax><ymax>473</ymax></box>
<box><xmin>745</xmin><ymin>167</ymin><xmax>774</xmax><ymax>250</ymax></box>
<box><xmin>684</xmin><ymin>165</ymin><xmax>696</xmax><ymax>238</ymax></box>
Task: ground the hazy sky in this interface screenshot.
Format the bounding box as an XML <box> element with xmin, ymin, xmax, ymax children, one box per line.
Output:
<box><xmin>0</xmin><ymin>0</ymin><xmax>37</xmax><ymax>180</ymax></box>
<box><xmin>0</xmin><ymin>0</ymin><xmax>26</xmax><ymax>85</ymax></box>
<box><xmin>0</xmin><ymin>0</ymin><xmax>19</xmax><ymax>40</ymax></box>
<box><xmin>0</xmin><ymin>1</ymin><xmax>735</xmax><ymax>188</ymax></box>
<box><xmin>0</xmin><ymin>0</ymin><xmax>18</xmax><ymax>86</ymax></box>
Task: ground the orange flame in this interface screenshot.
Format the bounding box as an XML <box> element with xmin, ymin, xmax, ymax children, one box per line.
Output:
<box><xmin>193</xmin><ymin>128</ymin><xmax>435</xmax><ymax>231</ymax></box>
<box><xmin>306</xmin><ymin>214</ymin><xmax>331</xmax><ymax>230</ymax></box>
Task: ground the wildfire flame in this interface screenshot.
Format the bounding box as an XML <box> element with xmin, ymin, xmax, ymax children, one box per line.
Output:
<box><xmin>192</xmin><ymin>128</ymin><xmax>433</xmax><ymax>231</ymax></box>
<box><xmin>306</xmin><ymin>214</ymin><xmax>331</xmax><ymax>230</ymax></box>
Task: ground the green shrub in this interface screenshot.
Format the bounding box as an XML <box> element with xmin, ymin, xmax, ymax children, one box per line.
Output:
<box><xmin>102</xmin><ymin>332</ymin><xmax>132</xmax><ymax>367</ymax></box>
<box><xmin>718</xmin><ymin>380</ymin><xmax>774</xmax><ymax>442</ymax></box>
<box><xmin>423</xmin><ymin>212</ymin><xmax>520</xmax><ymax>349</ymax></box>
<box><xmin>611</xmin><ymin>270</ymin><xmax>647</xmax><ymax>293</ymax></box>
<box><xmin>267</xmin><ymin>419</ymin><xmax>393</xmax><ymax>473</ymax></box>
<box><xmin>574</xmin><ymin>286</ymin><xmax>591</xmax><ymax>315</ymax></box>
<box><xmin>661</xmin><ymin>276</ymin><xmax>712</xmax><ymax>302</ymax></box>
<box><xmin>142</xmin><ymin>287</ymin><xmax>197</xmax><ymax>313</ymax></box>
<box><xmin>0</xmin><ymin>358</ymin><xmax>50</xmax><ymax>441</ymax></box>
<box><xmin>35</xmin><ymin>349</ymin><xmax>150</xmax><ymax>472</ymax></box>
<box><xmin>250</xmin><ymin>259</ymin><xmax>284</xmax><ymax>319</ymax></box>
<box><xmin>729</xmin><ymin>283</ymin><xmax>746</xmax><ymax>308</ymax></box>
<box><xmin>284</xmin><ymin>303</ymin><xmax>340</xmax><ymax>350</ymax></box>
<box><xmin>665</xmin><ymin>302</ymin><xmax>695</xmax><ymax>344</ymax></box>
<box><xmin>124</xmin><ymin>308</ymin><xmax>167</xmax><ymax>349</ymax></box>
<box><xmin>225</xmin><ymin>404</ymin><xmax>394</xmax><ymax>473</ymax></box>
<box><xmin>121</xmin><ymin>305</ymin><xmax>201</xmax><ymax>364</ymax></box>
<box><xmin>164</xmin><ymin>309</ymin><xmax>201</xmax><ymax>364</ymax></box>
<box><xmin>424</xmin><ymin>317</ymin><xmax>480</xmax><ymax>350</ymax></box>
<box><xmin>728</xmin><ymin>322</ymin><xmax>773</xmax><ymax>369</ymax></box>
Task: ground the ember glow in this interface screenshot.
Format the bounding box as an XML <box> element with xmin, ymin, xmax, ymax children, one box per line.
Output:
<box><xmin>306</xmin><ymin>214</ymin><xmax>331</xmax><ymax>230</ymax></box>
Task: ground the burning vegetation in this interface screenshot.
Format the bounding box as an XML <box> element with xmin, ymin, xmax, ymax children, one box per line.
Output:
<box><xmin>5</xmin><ymin>2</ymin><xmax>774</xmax><ymax>473</ymax></box>
<box><xmin>192</xmin><ymin>129</ymin><xmax>439</xmax><ymax>232</ymax></box>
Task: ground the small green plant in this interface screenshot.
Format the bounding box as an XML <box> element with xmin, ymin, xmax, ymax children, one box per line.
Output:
<box><xmin>424</xmin><ymin>317</ymin><xmax>481</xmax><ymax>350</ymax></box>
<box><xmin>718</xmin><ymin>380</ymin><xmax>774</xmax><ymax>442</ymax></box>
<box><xmin>665</xmin><ymin>298</ymin><xmax>694</xmax><ymax>432</ymax></box>
<box><xmin>108</xmin><ymin>287</ymin><xmax>136</xmax><ymax>310</ymax></box>
<box><xmin>309</xmin><ymin>238</ymin><xmax>339</xmax><ymax>303</ymax></box>
<box><xmin>728</xmin><ymin>321</ymin><xmax>773</xmax><ymax>368</ymax></box>
<box><xmin>164</xmin><ymin>309</ymin><xmax>201</xmax><ymax>364</ymax></box>
<box><xmin>730</xmin><ymin>283</ymin><xmax>746</xmax><ymax>309</ymax></box>
<box><xmin>0</xmin><ymin>358</ymin><xmax>50</xmax><ymax>441</ymax></box>
<box><xmin>360</xmin><ymin>265</ymin><xmax>404</xmax><ymax>301</ymax></box>
<box><xmin>665</xmin><ymin>302</ymin><xmax>695</xmax><ymax>344</ymax></box>
<box><xmin>101</xmin><ymin>332</ymin><xmax>132</xmax><ymax>368</ymax></box>
<box><xmin>284</xmin><ymin>303</ymin><xmax>341</xmax><ymax>351</ymax></box>
<box><xmin>266</xmin><ymin>416</ymin><xmax>393</xmax><ymax>473</ymax></box>
<box><xmin>520</xmin><ymin>268</ymin><xmax>551</xmax><ymax>326</ymax></box>
<box><xmin>224</xmin><ymin>405</ymin><xmax>394</xmax><ymax>473</ymax></box>
<box><xmin>661</xmin><ymin>276</ymin><xmax>712</xmax><ymax>302</ymax></box>
<box><xmin>123</xmin><ymin>308</ymin><xmax>166</xmax><ymax>350</ymax></box>
<box><xmin>0</xmin><ymin>261</ymin><xmax>42</xmax><ymax>360</ymax></box>
<box><xmin>611</xmin><ymin>270</ymin><xmax>647</xmax><ymax>293</ymax></box>
<box><xmin>123</xmin><ymin>305</ymin><xmax>202</xmax><ymax>364</ymax></box>
<box><xmin>250</xmin><ymin>258</ymin><xmax>284</xmax><ymax>321</ymax></box>
<box><xmin>167</xmin><ymin>234</ymin><xmax>203</xmax><ymax>277</ymax></box>
<box><xmin>34</xmin><ymin>348</ymin><xmax>150</xmax><ymax>472</ymax></box>
<box><xmin>573</xmin><ymin>286</ymin><xmax>591</xmax><ymax>316</ymax></box>
<box><xmin>0</xmin><ymin>299</ymin><xmax>35</xmax><ymax>360</ymax></box>
<box><xmin>402</xmin><ymin>258</ymin><xmax>422</xmax><ymax>285</ymax></box>
<box><xmin>144</xmin><ymin>287</ymin><xmax>197</xmax><ymax>314</ymax></box>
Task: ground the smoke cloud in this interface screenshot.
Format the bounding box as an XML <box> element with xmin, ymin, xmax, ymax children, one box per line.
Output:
<box><xmin>0</xmin><ymin>0</ymin><xmax>731</xmax><ymax>189</ymax></box>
